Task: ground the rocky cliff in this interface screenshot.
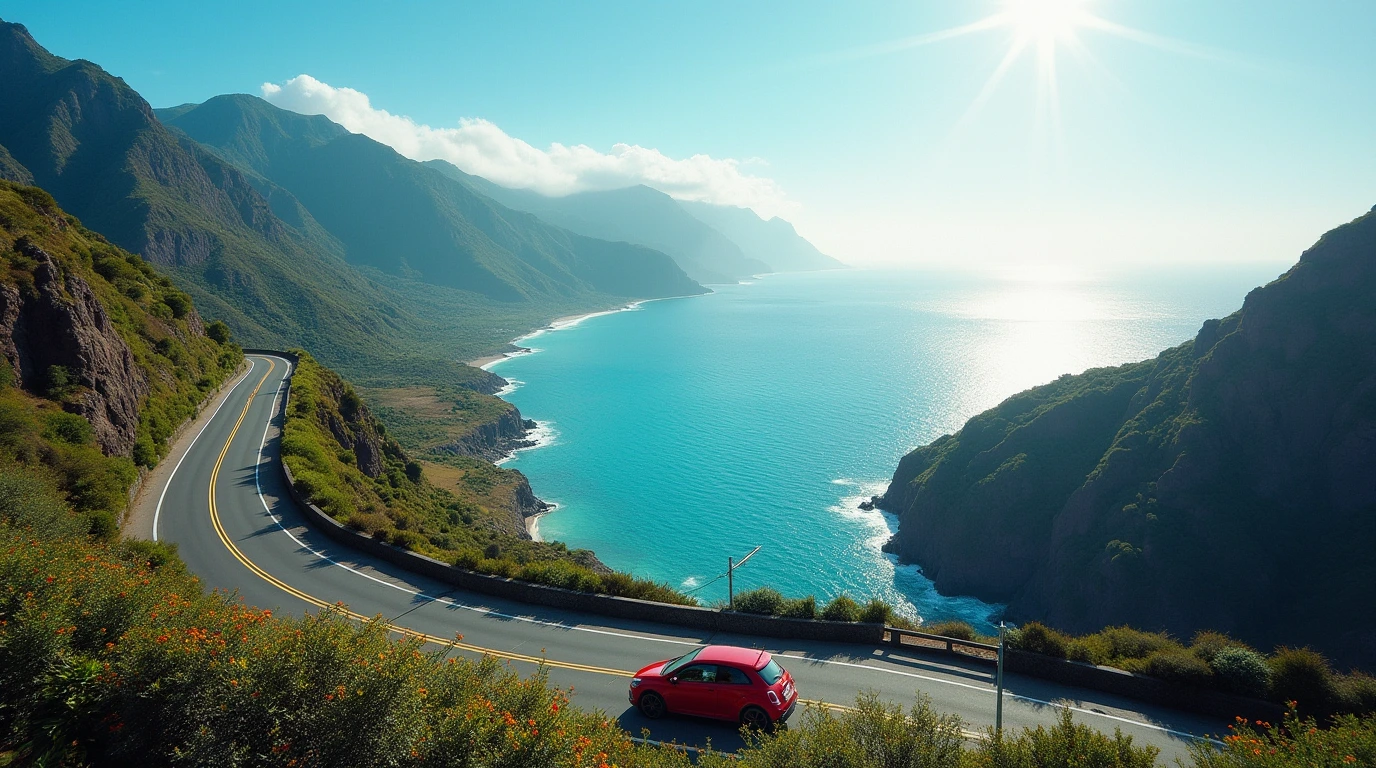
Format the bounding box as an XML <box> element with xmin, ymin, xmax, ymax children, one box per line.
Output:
<box><xmin>431</xmin><ymin>406</ymin><xmax>539</xmax><ymax>464</ymax></box>
<box><xmin>880</xmin><ymin>206</ymin><xmax>1376</xmax><ymax>669</ymax></box>
<box><xmin>0</xmin><ymin>238</ymin><xmax>148</xmax><ymax>456</ymax></box>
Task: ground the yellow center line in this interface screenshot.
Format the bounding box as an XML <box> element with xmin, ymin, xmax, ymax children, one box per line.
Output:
<box><xmin>206</xmin><ymin>356</ymin><xmax>874</xmax><ymax>715</ymax></box>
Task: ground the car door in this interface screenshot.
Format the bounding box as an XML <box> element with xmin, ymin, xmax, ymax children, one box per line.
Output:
<box><xmin>711</xmin><ymin>665</ymin><xmax>753</xmax><ymax>719</ymax></box>
<box><xmin>665</xmin><ymin>663</ymin><xmax>716</xmax><ymax>716</ymax></box>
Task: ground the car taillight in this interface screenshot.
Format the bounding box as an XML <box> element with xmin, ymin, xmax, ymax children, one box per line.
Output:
<box><xmin>630</xmin><ymin>677</ymin><xmax>642</xmax><ymax>688</ymax></box>
<box><xmin>767</xmin><ymin>690</ymin><xmax>781</xmax><ymax>706</ymax></box>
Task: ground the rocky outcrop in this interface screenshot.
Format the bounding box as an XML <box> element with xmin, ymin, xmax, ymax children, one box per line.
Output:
<box><xmin>319</xmin><ymin>380</ymin><xmax>388</xmax><ymax>479</ymax></box>
<box><xmin>880</xmin><ymin>206</ymin><xmax>1376</xmax><ymax>669</ymax></box>
<box><xmin>0</xmin><ymin>239</ymin><xmax>147</xmax><ymax>455</ymax></box>
<box><xmin>432</xmin><ymin>406</ymin><xmax>538</xmax><ymax>463</ymax></box>
<box><xmin>511</xmin><ymin>475</ymin><xmax>552</xmax><ymax>520</ymax></box>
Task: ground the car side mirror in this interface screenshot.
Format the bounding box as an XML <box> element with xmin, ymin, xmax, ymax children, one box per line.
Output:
<box><xmin>668</xmin><ymin>676</ymin><xmax>678</xmax><ymax>685</ymax></box>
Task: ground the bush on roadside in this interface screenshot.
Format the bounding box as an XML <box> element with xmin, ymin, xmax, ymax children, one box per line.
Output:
<box><xmin>779</xmin><ymin>595</ymin><xmax>817</xmax><ymax>619</ymax></box>
<box><xmin>922</xmin><ymin>620</ymin><xmax>980</xmax><ymax>641</ymax></box>
<box><xmin>1074</xmin><ymin>625</ymin><xmax>1177</xmax><ymax>666</ymax></box>
<box><xmin>734</xmin><ymin>587</ymin><xmax>785</xmax><ymax>615</ymax></box>
<box><xmin>1209</xmin><ymin>646</ymin><xmax>1273</xmax><ymax>698</ymax></box>
<box><xmin>1188</xmin><ymin>708</ymin><xmax>1376</xmax><ymax>768</ymax></box>
<box><xmin>1132</xmin><ymin>650</ymin><xmax>1214</xmax><ymax>687</ymax></box>
<box><xmin>1010</xmin><ymin>622</ymin><xmax>1071</xmax><ymax>659</ymax></box>
<box><xmin>968</xmin><ymin>709</ymin><xmax>1159</xmax><ymax>768</ymax></box>
<box><xmin>821</xmin><ymin>594</ymin><xmax>861</xmax><ymax>622</ymax></box>
<box><xmin>859</xmin><ymin>598</ymin><xmax>894</xmax><ymax>625</ymax></box>
<box><xmin>1191</xmin><ymin>630</ymin><xmax>1250</xmax><ymax>663</ymax></box>
<box><xmin>1270</xmin><ymin>647</ymin><xmax>1340</xmax><ymax>715</ymax></box>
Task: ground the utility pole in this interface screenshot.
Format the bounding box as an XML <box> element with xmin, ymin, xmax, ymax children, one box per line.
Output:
<box><xmin>728</xmin><ymin>556</ymin><xmax>734</xmax><ymax>610</ymax></box>
<box><xmin>726</xmin><ymin>546</ymin><xmax>761</xmax><ymax>611</ymax></box>
<box><xmin>996</xmin><ymin>621</ymin><xmax>1006</xmax><ymax>733</ymax></box>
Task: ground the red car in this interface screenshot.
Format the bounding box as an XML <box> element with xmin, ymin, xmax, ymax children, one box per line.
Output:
<box><xmin>629</xmin><ymin>645</ymin><xmax>798</xmax><ymax>729</ymax></box>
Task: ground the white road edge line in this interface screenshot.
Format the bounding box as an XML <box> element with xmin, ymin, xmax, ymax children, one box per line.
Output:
<box><xmin>242</xmin><ymin>355</ymin><xmax>1220</xmax><ymax>746</ymax></box>
<box><xmin>152</xmin><ymin>359</ymin><xmax>257</xmax><ymax>541</ymax></box>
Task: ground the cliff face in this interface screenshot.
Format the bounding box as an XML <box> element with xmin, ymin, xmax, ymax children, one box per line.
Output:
<box><xmin>880</xmin><ymin>207</ymin><xmax>1376</xmax><ymax>668</ymax></box>
<box><xmin>431</xmin><ymin>406</ymin><xmax>538</xmax><ymax>464</ymax></box>
<box><xmin>0</xmin><ymin>239</ymin><xmax>148</xmax><ymax>455</ymax></box>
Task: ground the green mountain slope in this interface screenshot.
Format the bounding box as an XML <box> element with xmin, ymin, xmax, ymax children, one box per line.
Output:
<box><xmin>426</xmin><ymin>161</ymin><xmax>770</xmax><ymax>284</ymax></box>
<box><xmin>0</xmin><ymin>180</ymin><xmax>240</xmax><ymax>532</ymax></box>
<box><xmin>160</xmin><ymin>95</ymin><xmax>703</xmax><ymax>301</ymax></box>
<box><xmin>678</xmin><ymin>199</ymin><xmax>843</xmax><ymax>273</ymax></box>
<box><xmin>879</xmin><ymin>206</ymin><xmax>1376</xmax><ymax>669</ymax></box>
<box><xmin>0</xmin><ymin>19</ymin><xmax>432</xmax><ymax>367</ymax></box>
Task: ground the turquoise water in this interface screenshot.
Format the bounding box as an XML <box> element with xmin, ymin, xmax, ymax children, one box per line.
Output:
<box><xmin>489</xmin><ymin>267</ymin><xmax>1279</xmax><ymax>632</ymax></box>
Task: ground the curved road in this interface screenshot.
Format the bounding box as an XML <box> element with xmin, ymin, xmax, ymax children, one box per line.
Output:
<box><xmin>153</xmin><ymin>354</ymin><xmax>1223</xmax><ymax>760</ymax></box>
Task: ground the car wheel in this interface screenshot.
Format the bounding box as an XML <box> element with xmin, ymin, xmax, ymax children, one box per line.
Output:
<box><xmin>638</xmin><ymin>691</ymin><xmax>667</xmax><ymax>720</ymax></box>
<box><xmin>739</xmin><ymin>705</ymin><xmax>772</xmax><ymax>731</ymax></box>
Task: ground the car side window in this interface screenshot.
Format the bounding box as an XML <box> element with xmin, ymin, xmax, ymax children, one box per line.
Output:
<box><xmin>717</xmin><ymin>665</ymin><xmax>751</xmax><ymax>685</ymax></box>
<box><xmin>675</xmin><ymin>664</ymin><xmax>712</xmax><ymax>683</ymax></box>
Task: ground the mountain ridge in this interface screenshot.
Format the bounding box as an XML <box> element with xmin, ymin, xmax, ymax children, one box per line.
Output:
<box><xmin>879</xmin><ymin>206</ymin><xmax>1376</xmax><ymax>669</ymax></box>
<box><xmin>160</xmin><ymin>94</ymin><xmax>704</xmax><ymax>302</ymax></box>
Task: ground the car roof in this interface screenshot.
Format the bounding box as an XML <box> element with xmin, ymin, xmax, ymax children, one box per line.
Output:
<box><xmin>694</xmin><ymin>645</ymin><xmax>770</xmax><ymax>668</ymax></box>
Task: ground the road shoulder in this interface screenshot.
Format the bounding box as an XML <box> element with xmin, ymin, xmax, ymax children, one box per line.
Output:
<box><xmin>123</xmin><ymin>359</ymin><xmax>251</xmax><ymax>540</ymax></box>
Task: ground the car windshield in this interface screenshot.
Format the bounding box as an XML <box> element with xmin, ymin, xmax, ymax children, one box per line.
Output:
<box><xmin>659</xmin><ymin>648</ymin><xmax>702</xmax><ymax>677</ymax></box>
<box><xmin>758</xmin><ymin>658</ymin><xmax>784</xmax><ymax>685</ymax></box>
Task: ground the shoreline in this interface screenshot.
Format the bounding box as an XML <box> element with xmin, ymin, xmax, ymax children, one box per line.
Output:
<box><xmin>464</xmin><ymin>291</ymin><xmax>707</xmax><ymax>370</ymax></box>
<box><xmin>525</xmin><ymin>505</ymin><xmax>555</xmax><ymax>541</ymax></box>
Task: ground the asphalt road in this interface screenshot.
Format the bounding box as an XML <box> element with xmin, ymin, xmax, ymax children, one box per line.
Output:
<box><xmin>153</xmin><ymin>354</ymin><xmax>1225</xmax><ymax>761</ymax></box>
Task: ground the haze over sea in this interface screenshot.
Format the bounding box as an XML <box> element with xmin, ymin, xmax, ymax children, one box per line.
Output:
<box><xmin>489</xmin><ymin>266</ymin><xmax>1279</xmax><ymax>632</ymax></box>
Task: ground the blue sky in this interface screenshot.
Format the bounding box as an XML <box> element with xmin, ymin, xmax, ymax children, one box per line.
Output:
<box><xmin>3</xmin><ymin>0</ymin><xmax>1373</xmax><ymax>270</ymax></box>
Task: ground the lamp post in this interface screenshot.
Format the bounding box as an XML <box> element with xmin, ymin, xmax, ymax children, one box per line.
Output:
<box><xmin>996</xmin><ymin>621</ymin><xmax>1006</xmax><ymax>733</ymax></box>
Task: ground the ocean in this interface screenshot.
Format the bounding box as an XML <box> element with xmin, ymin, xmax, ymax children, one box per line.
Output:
<box><xmin>487</xmin><ymin>266</ymin><xmax>1280</xmax><ymax>632</ymax></box>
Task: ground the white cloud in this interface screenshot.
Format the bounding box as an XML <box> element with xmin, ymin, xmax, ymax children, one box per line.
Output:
<box><xmin>260</xmin><ymin>75</ymin><xmax>795</xmax><ymax>219</ymax></box>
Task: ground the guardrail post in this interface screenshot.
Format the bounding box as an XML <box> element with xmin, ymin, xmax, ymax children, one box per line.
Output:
<box><xmin>727</xmin><ymin>556</ymin><xmax>733</xmax><ymax>610</ymax></box>
<box><xmin>996</xmin><ymin>621</ymin><xmax>1006</xmax><ymax>733</ymax></box>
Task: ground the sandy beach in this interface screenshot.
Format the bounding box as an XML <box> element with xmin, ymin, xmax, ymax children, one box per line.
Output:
<box><xmin>525</xmin><ymin>507</ymin><xmax>553</xmax><ymax>541</ymax></box>
<box><xmin>464</xmin><ymin>306</ymin><xmax>641</xmax><ymax>369</ymax></box>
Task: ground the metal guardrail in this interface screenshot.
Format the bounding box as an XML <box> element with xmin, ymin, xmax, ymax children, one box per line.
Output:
<box><xmin>883</xmin><ymin>627</ymin><xmax>999</xmax><ymax>664</ymax></box>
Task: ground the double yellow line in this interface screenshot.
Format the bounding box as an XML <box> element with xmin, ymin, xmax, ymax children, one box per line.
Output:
<box><xmin>206</xmin><ymin>358</ymin><xmax>624</xmax><ymax>678</ymax></box>
<box><xmin>206</xmin><ymin>357</ymin><xmax>859</xmax><ymax>718</ymax></box>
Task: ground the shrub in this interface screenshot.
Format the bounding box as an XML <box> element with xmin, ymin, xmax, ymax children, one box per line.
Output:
<box><xmin>1209</xmin><ymin>646</ymin><xmax>1272</xmax><ymax>698</ymax></box>
<box><xmin>1087</xmin><ymin>625</ymin><xmax>1177</xmax><ymax>664</ymax></box>
<box><xmin>388</xmin><ymin>529</ymin><xmax>428</xmax><ymax>551</ymax></box>
<box><xmin>205</xmin><ymin>319</ymin><xmax>232</xmax><ymax>344</ymax></box>
<box><xmin>734</xmin><ymin>587</ymin><xmax>785</xmax><ymax>615</ymax></box>
<box><xmin>859</xmin><ymin>598</ymin><xmax>894</xmax><ymax>625</ymax></box>
<box><xmin>821</xmin><ymin>595</ymin><xmax>861</xmax><ymax>622</ymax></box>
<box><xmin>1010</xmin><ymin>622</ymin><xmax>1070</xmax><ymax>659</ymax></box>
<box><xmin>970</xmin><ymin>708</ymin><xmax>1159</xmax><ymax>768</ymax></box>
<box><xmin>1335</xmin><ymin>674</ymin><xmax>1376</xmax><ymax>716</ymax></box>
<box><xmin>779</xmin><ymin>596</ymin><xmax>816</xmax><ymax>620</ymax></box>
<box><xmin>43</xmin><ymin>411</ymin><xmax>94</xmax><ymax>445</ymax></box>
<box><xmin>1270</xmin><ymin>647</ymin><xmax>1339</xmax><ymax>714</ymax></box>
<box><xmin>922</xmin><ymin>620</ymin><xmax>978</xmax><ymax>641</ymax></box>
<box><xmin>1136</xmin><ymin>650</ymin><xmax>1213</xmax><ymax>687</ymax></box>
<box><xmin>451</xmin><ymin>548</ymin><xmax>482</xmax><ymax>569</ymax></box>
<box><xmin>483</xmin><ymin>542</ymin><xmax>502</xmax><ymax>560</ymax></box>
<box><xmin>1191</xmin><ymin>630</ymin><xmax>1248</xmax><ymax>663</ymax></box>
<box><xmin>1188</xmin><ymin>709</ymin><xmax>1376</xmax><ymax>768</ymax></box>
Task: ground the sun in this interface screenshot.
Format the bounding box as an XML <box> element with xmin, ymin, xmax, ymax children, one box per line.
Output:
<box><xmin>1003</xmin><ymin>0</ymin><xmax>1093</xmax><ymax>44</ymax></box>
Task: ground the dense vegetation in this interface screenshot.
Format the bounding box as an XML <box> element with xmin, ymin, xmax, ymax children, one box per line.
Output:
<box><xmin>0</xmin><ymin>181</ymin><xmax>240</xmax><ymax>532</ymax></box>
<box><xmin>281</xmin><ymin>352</ymin><xmax>692</xmax><ymax>605</ymax></box>
<box><xmin>1009</xmin><ymin>622</ymin><xmax>1376</xmax><ymax>716</ymax></box>
<box><xmin>880</xmin><ymin>207</ymin><xmax>1376</xmax><ymax>670</ymax></box>
<box><xmin>4</xmin><ymin>505</ymin><xmax>1374</xmax><ymax>767</ymax></box>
